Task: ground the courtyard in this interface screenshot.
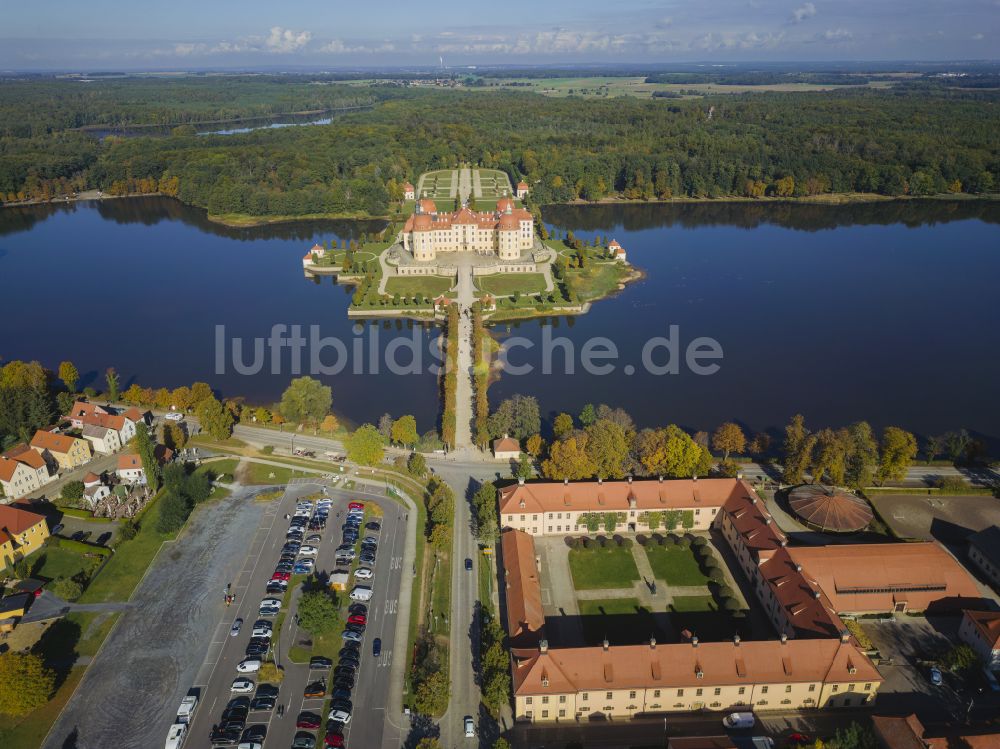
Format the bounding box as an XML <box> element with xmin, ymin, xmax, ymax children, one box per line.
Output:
<box><xmin>534</xmin><ymin>532</ymin><xmax>751</xmax><ymax>647</ymax></box>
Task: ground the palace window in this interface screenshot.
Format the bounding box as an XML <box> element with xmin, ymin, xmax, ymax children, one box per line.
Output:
<box><xmin>864</xmin><ymin>683</ymin><xmax>872</xmax><ymax>691</ymax></box>
<box><xmin>542</xmin><ymin>710</ymin><xmax>548</xmax><ymax>718</ymax></box>
<box><xmin>526</xmin><ymin>697</ymin><xmax>532</xmax><ymax>704</ymax></box>
<box><xmin>785</xmin><ymin>685</ymin><xmax>792</xmax><ymax>693</ymax></box>
<box><xmin>677</xmin><ymin>689</ymin><xmax>684</xmax><ymax>697</ymax></box>
<box><xmin>559</xmin><ymin>696</ymin><xmax>566</xmax><ymax>703</ymax></box>
<box><xmin>629</xmin><ymin>691</ymin><xmax>636</xmax><ymax>699</ymax></box>
<box><xmin>542</xmin><ymin>696</ymin><xmax>548</xmax><ymax>704</ymax></box>
<box><xmin>606</xmin><ymin>692</ymin><xmax>612</xmax><ymax>700</ymax></box>
<box><xmin>714</xmin><ymin>688</ymin><xmax>721</xmax><ymax>696</ymax></box>
<box><xmin>559</xmin><ymin>709</ymin><xmax>566</xmax><ymax>718</ymax></box>
<box><xmin>808</xmin><ymin>684</ymin><xmax>816</xmax><ymax>692</ymax></box>
<box><xmin>761</xmin><ymin>686</ymin><xmax>768</xmax><ymax>694</ymax></box>
<box><xmin>832</xmin><ymin>685</ymin><xmax>839</xmax><ymax>692</ymax></box>
<box><xmin>653</xmin><ymin>690</ymin><xmax>661</xmax><ymax>698</ymax></box>
<box><xmin>738</xmin><ymin>687</ymin><xmax>746</xmax><ymax>695</ymax></box>
<box><xmin>581</xmin><ymin>693</ymin><xmax>588</xmax><ymax>701</ymax></box>
<box><xmin>696</xmin><ymin>688</ymin><xmax>703</xmax><ymax>697</ymax></box>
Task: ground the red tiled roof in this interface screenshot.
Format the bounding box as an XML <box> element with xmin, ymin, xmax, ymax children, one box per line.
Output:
<box><xmin>517</xmin><ymin>181</ymin><xmax>529</xmax><ymax>190</ymax></box>
<box><xmin>500</xmin><ymin>478</ymin><xmax>740</xmax><ymax>516</ymax></box>
<box><xmin>30</xmin><ymin>430</ymin><xmax>83</xmax><ymax>454</ymax></box>
<box><xmin>123</xmin><ymin>407</ymin><xmax>145</xmax><ymax>423</ymax></box>
<box><xmin>493</xmin><ymin>437</ymin><xmax>520</xmax><ymax>453</ymax></box>
<box><xmin>403</xmin><ymin>182</ymin><xmax>414</xmax><ymax>190</ymax></box>
<box><xmin>0</xmin><ymin>504</ymin><xmax>46</xmax><ymax>535</ymax></box>
<box><xmin>501</xmin><ymin>530</ymin><xmax>546</xmax><ymax>648</ymax></box>
<box><xmin>0</xmin><ymin>457</ymin><xmax>27</xmax><ymax>482</ymax></box>
<box><xmin>118</xmin><ymin>454</ymin><xmax>142</xmax><ymax>471</ymax></box>
<box><xmin>404</xmin><ymin>205</ymin><xmax>532</xmax><ymax>234</ymax></box>
<box><xmin>788</xmin><ymin>485</ymin><xmax>873</xmax><ymax>532</ymax></box>
<box><xmin>513</xmin><ymin>637</ymin><xmax>881</xmax><ymax>695</ymax></box>
<box><xmin>964</xmin><ymin>610</ymin><xmax>1000</xmax><ymax>649</ymax></box>
<box><xmin>11</xmin><ymin>450</ymin><xmax>46</xmax><ymax>471</ymax></box>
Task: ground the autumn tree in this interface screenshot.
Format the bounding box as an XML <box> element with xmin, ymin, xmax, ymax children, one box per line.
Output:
<box><xmin>0</xmin><ymin>652</ymin><xmax>55</xmax><ymax>715</ymax></box>
<box><xmin>298</xmin><ymin>589</ymin><xmax>340</xmax><ymax>635</ymax></box>
<box><xmin>584</xmin><ymin>419</ymin><xmax>630</xmax><ymax>478</ymax></box>
<box><xmin>525</xmin><ymin>433</ymin><xmax>544</xmax><ymax>458</ymax></box>
<box><xmin>320</xmin><ymin>414</ymin><xmax>339</xmax><ymax>433</ymax></box>
<box><xmin>279</xmin><ymin>376</ymin><xmax>332</xmax><ymax>425</ymax></box>
<box><xmin>552</xmin><ymin>412</ymin><xmax>575</xmax><ymax>440</ymax></box>
<box><xmin>105</xmin><ymin>367</ymin><xmax>120</xmax><ymax>402</ymax></box>
<box><xmin>391</xmin><ymin>414</ymin><xmax>419</xmax><ymax>447</ymax></box>
<box><xmin>877</xmin><ymin>427</ymin><xmax>917</xmax><ymax>485</ymax></box>
<box><xmin>712</xmin><ymin>422</ymin><xmax>746</xmax><ymax>461</ymax></box>
<box><xmin>196</xmin><ymin>396</ymin><xmax>234</xmax><ymax>441</ymax></box>
<box><xmin>811</xmin><ymin>428</ymin><xmax>850</xmax><ymax>485</ymax></box>
<box><xmin>134</xmin><ymin>421</ymin><xmax>161</xmax><ymax>491</ymax></box>
<box><xmin>58</xmin><ymin>360</ymin><xmax>78</xmax><ymax>392</ymax></box>
<box><xmin>846</xmin><ymin>421</ymin><xmax>879</xmax><ymax>489</ymax></box>
<box><xmin>541</xmin><ymin>436</ymin><xmax>596</xmax><ymax>480</ymax></box>
<box><xmin>634</xmin><ymin>425</ymin><xmax>712</xmax><ymax>478</ymax></box>
<box><xmin>346</xmin><ymin>424</ymin><xmax>384</xmax><ymax>466</ymax></box>
<box><xmin>472</xmin><ymin>480</ymin><xmax>499</xmax><ymax>543</ymax></box>
<box><xmin>782</xmin><ymin>414</ymin><xmax>815</xmax><ymax>484</ymax></box>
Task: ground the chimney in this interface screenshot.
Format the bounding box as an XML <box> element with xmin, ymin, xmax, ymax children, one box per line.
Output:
<box><xmin>692</xmin><ymin>636</ymin><xmax>699</xmax><ymax>648</ymax></box>
<box><xmin>627</xmin><ymin>475</ymin><xmax>633</xmax><ymax>484</ymax></box>
<box><xmin>518</xmin><ymin>476</ymin><xmax>525</xmax><ymax>486</ymax></box>
<box><xmin>539</xmin><ymin>639</ymin><xmax>548</xmax><ymax>653</ymax></box>
<box><xmin>649</xmin><ymin>637</ymin><xmax>656</xmax><ymax>650</ymax></box>
<box><xmin>692</xmin><ymin>475</ymin><xmax>698</xmax><ymax>482</ymax></box>
<box><xmin>780</xmin><ymin>633</ymin><xmax>788</xmax><ymax>644</ymax></box>
<box><xmin>794</xmin><ymin>563</ymin><xmax>802</xmax><ymax>571</ymax></box>
<box><xmin>598</xmin><ymin>477</ymin><xmax>603</xmax><ymax>485</ymax></box>
<box><xmin>737</xmin><ymin>472</ymin><xmax>743</xmax><ymax>479</ymax></box>
<box><xmin>658</xmin><ymin>476</ymin><xmax>663</xmax><ymax>483</ymax></box>
<box><xmin>813</xmin><ymin>590</ymin><xmax>822</xmax><ymax>599</ymax></box>
<box><xmin>564</xmin><ymin>478</ymin><xmax>569</xmax><ymax>486</ymax></box>
<box><xmin>840</xmin><ymin>630</ymin><xmax>851</xmax><ymax>643</ymax></box>
<box><xmin>602</xmin><ymin>639</ymin><xmax>609</xmax><ymax>651</ymax></box>
<box><xmin>733</xmin><ymin>634</ymin><xmax>741</xmax><ymax>646</ymax></box>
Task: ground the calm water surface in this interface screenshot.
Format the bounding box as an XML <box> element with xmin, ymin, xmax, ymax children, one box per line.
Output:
<box><xmin>0</xmin><ymin>198</ymin><xmax>440</xmax><ymax>431</ymax></box>
<box><xmin>490</xmin><ymin>201</ymin><xmax>1000</xmax><ymax>442</ymax></box>
<box><xmin>1</xmin><ymin>198</ymin><xmax>998</xmax><ymax>442</ymax></box>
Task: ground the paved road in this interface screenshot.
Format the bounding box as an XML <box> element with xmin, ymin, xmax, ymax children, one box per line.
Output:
<box><xmin>43</xmin><ymin>486</ymin><xmax>268</xmax><ymax>749</ymax></box>
<box><xmin>458</xmin><ymin>167</ymin><xmax>472</xmax><ymax>204</ymax></box>
<box><xmin>184</xmin><ymin>480</ymin><xmax>410</xmax><ymax>749</ymax></box>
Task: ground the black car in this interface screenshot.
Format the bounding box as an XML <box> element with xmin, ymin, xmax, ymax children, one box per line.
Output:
<box><xmin>333</xmin><ymin>676</ymin><xmax>355</xmax><ymax>691</ymax></box>
<box><xmin>339</xmin><ymin>655</ymin><xmax>360</xmax><ymax>669</ymax></box>
<box><xmin>372</xmin><ymin>637</ymin><xmax>382</xmax><ymax>657</ymax></box>
<box><xmin>221</xmin><ymin>707</ymin><xmax>248</xmax><ymax>724</ymax></box>
<box><xmin>310</xmin><ymin>656</ymin><xmax>333</xmax><ymax>669</ymax></box>
<box><xmin>249</xmin><ymin>696</ymin><xmax>275</xmax><ymax>711</ymax></box>
<box><xmin>333</xmin><ymin>668</ymin><xmax>356</xmax><ymax>683</ymax></box>
<box><xmin>331</xmin><ymin>688</ymin><xmax>352</xmax><ymax>702</ymax></box>
<box><xmin>345</xmin><ymin>622</ymin><xmax>365</xmax><ymax>634</ymax></box>
<box><xmin>209</xmin><ymin>726</ymin><xmax>241</xmax><ymax>745</ymax></box>
<box><xmin>359</xmin><ymin>553</ymin><xmax>376</xmax><ymax>565</ymax></box>
<box><xmin>465</xmin><ymin>557</ymin><xmax>473</xmax><ymax>571</ymax></box>
<box><xmin>240</xmin><ymin>725</ymin><xmax>267</xmax><ymax>743</ymax></box>
<box><xmin>338</xmin><ymin>645</ymin><xmax>359</xmax><ymax>659</ymax></box>
<box><xmin>366</xmin><ymin>521</ymin><xmax>381</xmax><ymax>531</ymax></box>
<box><xmin>279</xmin><ymin>553</ymin><xmax>297</xmax><ymax>563</ymax></box>
<box><xmin>330</xmin><ymin>698</ymin><xmax>352</xmax><ymax>713</ymax></box>
<box><xmin>265</xmin><ymin>584</ymin><xmax>287</xmax><ymax>595</ymax></box>
<box><xmin>216</xmin><ymin>718</ymin><xmax>246</xmax><ymax>732</ymax></box>
<box><xmin>256</xmin><ymin>683</ymin><xmax>280</xmax><ymax>698</ymax></box>
<box><xmin>348</xmin><ymin>603</ymin><xmax>368</xmax><ymax>615</ymax></box>
<box><xmin>245</xmin><ymin>645</ymin><xmax>268</xmax><ymax>658</ymax></box>
<box><xmin>226</xmin><ymin>696</ymin><xmax>251</xmax><ymax>710</ymax></box>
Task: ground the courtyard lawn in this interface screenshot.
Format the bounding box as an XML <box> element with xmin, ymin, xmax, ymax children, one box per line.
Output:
<box><xmin>477</xmin><ymin>273</ymin><xmax>548</xmax><ymax>297</ymax></box>
<box><xmin>384</xmin><ymin>276</ymin><xmax>454</xmax><ymax>298</ymax></box>
<box><xmin>578</xmin><ymin>597</ymin><xmax>648</xmax><ymax>617</ymax></box>
<box><xmin>669</xmin><ymin>595</ymin><xmax>718</xmax><ymax>613</ymax></box>
<box><xmin>643</xmin><ymin>545</ymin><xmax>711</xmax><ymax>586</ymax></box>
<box><xmin>568</xmin><ymin>546</ymin><xmax>640</xmax><ymax>590</ymax></box>
<box><xmin>32</xmin><ymin>544</ymin><xmax>99</xmax><ymax>583</ymax></box>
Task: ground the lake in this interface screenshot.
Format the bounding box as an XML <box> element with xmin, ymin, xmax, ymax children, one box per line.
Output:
<box><xmin>0</xmin><ymin>198</ymin><xmax>442</xmax><ymax>433</ymax></box>
<box><xmin>490</xmin><ymin>200</ymin><xmax>1000</xmax><ymax>444</ymax></box>
<box><xmin>1</xmin><ymin>197</ymin><xmax>998</xmax><ymax>444</ymax></box>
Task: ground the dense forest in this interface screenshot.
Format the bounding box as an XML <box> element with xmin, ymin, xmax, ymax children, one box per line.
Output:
<box><xmin>0</xmin><ymin>76</ymin><xmax>998</xmax><ymax>219</ymax></box>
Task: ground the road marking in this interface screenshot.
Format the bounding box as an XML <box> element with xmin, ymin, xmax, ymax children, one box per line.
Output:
<box><xmin>384</xmin><ymin>598</ymin><xmax>397</xmax><ymax>615</ymax></box>
<box><xmin>380</xmin><ymin>650</ymin><xmax>393</xmax><ymax>667</ymax></box>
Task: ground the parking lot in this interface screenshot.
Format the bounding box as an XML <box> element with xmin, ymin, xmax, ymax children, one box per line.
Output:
<box><xmin>869</xmin><ymin>493</ymin><xmax>1000</xmax><ymax>544</ymax></box>
<box><xmin>182</xmin><ymin>480</ymin><xmax>408</xmax><ymax>749</ymax></box>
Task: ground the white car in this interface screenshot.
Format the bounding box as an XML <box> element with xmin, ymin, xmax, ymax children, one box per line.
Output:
<box><xmin>252</xmin><ymin>624</ymin><xmax>272</xmax><ymax>638</ymax></box>
<box><xmin>260</xmin><ymin>597</ymin><xmax>282</xmax><ymax>608</ymax></box>
<box><xmin>328</xmin><ymin>708</ymin><xmax>352</xmax><ymax>724</ymax></box>
<box><xmin>231</xmin><ymin>678</ymin><xmax>255</xmax><ymax>693</ymax></box>
<box><xmin>294</xmin><ymin>509</ymin><xmax>311</xmax><ymax>519</ymax></box>
<box><xmin>464</xmin><ymin>716</ymin><xmax>476</xmax><ymax>738</ymax></box>
<box><xmin>298</xmin><ymin>545</ymin><xmax>318</xmax><ymax>557</ymax></box>
<box><xmin>165</xmin><ymin>722</ymin><xmax>187</xmax><ymax>749</ymax></box>
<box><xmin>236</xmin><ymin>658</ymin><xmax>261</xmax><ymax>673</ymax></box>
<box><xmin>354</xmin><ymin>567</ymin><xmax>374</xmax><ymax>580</ymax></box>
<box><xmin>237</xmin><ymin>744</ymin><xmax>262</xmax><ymax>749</ymax></box>
<box><xmin>230</xmin><ymin>618</ymin><xmax>243</xmax><ymax>637</ymax></box>
<box><xmin>165</xmin><ymin>412</ymin><xmax>184</xmax><ymax>421</ymax></box>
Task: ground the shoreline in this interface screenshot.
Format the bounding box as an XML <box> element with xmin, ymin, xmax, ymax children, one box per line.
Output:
<box><xmin>5</xmin><ymin>191</ymin><xmax>998</xmax><ymax>228</ymax></box>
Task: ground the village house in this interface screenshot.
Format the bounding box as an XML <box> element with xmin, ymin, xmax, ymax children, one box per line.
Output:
<box><xmin>492</xmin><ymin>435</ymin><xmax>522</xmax><ymax>461</ymax></box>
<box><xmin>65</xmin><ymin>400</ymin><xmax>139</xmax><ymax>445</ymax></box>
<box><xmin>0</xmin><ymin>445</ymin><xmax>54</xmax><ymax>500</ymax></box>
<box><xmin>403</xmin><ymin>181</ymin><xmax>416</xmax><ymax>200</ymax></box>
<box><xmin>0</xmin><ymin>503</ymin><xmax>50</xmax><ymax>569</ymax></box>
<box><xmin>82</xmin><ymin>423</ymin><xmax>122</xmax><ymax>455</ymax></box>
<box><xmin>30</xmin><ymin>429</ymin><xmax>92</xmax><ymax>471</ymax></box>
<box><xmin>608</xmin><ymin>239</ymin><xmax>628</xmax><ymax>263</ymax></box>
<box><xmin>958</xmin><ymin>609</ymin><xmax>1000</xmax><ymax>670</ymax></box>
<box><xmin>117</xmin><ymin>454</ymin><xmax>146</xmax><ymax>485</ymax></box>
<box><xmin>82</xmin><ymin>472</ymin><xmax>112</xmax><ymax>506</ymax></box>
<box><xmin>402</xmin><ymin>199</ymin><xmax>534</xmax><ymax>261</ymax></box>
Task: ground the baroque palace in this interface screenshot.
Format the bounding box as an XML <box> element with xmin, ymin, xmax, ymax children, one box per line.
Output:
<box><xmin>401</xmin><ymin>198</ymin><xmax>534</xmax><ymax>261</ymax></box>
<box><xmin>498</xmin><ymin>477</ymin><xmax>985</xmax><ymax>723</ymax></box>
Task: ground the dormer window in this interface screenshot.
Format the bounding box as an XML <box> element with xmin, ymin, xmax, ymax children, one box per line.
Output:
<box><xmin>541</xmin><ymin>678</ymin><xmax>549</xmax><ymax>687</ymax></box>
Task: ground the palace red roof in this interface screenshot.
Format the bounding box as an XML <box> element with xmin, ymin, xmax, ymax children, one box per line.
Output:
<box><xmin>501</xmin><ymin>530</ymin><xmax>546</xmax><ymax>648</ymax></box>
<box><xmin>404</xmin><ymin>205</ymin><xmax>532</xmax><ymax>234</ymax></box>
<box><xmin>499</xmin><ymin>478</ymin><xmax>740</xmax><ymax>516</ymax></box>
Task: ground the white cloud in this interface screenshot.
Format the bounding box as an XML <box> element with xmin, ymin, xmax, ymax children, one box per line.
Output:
<box><xmin>820</xmin><ymin>28</ymin><xmax>853</xmax><ymax>42</ymax></box>
<box><xmin>265</xmin><ymin>26</ymin><xmax>312</xmax><ymax>53</ymax></box>
<box><xmin>972</xmin><ymin>32</ymin><xmax>985</xmax><ymax>40</ymax></box>
<box><xmin>791</xmin><ymin>2</ymin><xmax>817</xmax><ymax>23</ymax></box>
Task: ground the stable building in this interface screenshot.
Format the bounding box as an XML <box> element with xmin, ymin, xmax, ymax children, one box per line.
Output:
<box><xmin>958</xmin><ymin>609</ymin><xmax>1000</xmax><ymax>670</ymax></box>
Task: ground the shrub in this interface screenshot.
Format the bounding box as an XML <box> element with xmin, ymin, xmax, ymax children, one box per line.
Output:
<box><xmin>716</xmin><ymin>584</ymin><xmax>734</xmax><ymax>599</ymax></box>
<box><xmin>652</xmin><ymin>534</ymin><xmax>665</xmax><ymax>546</ymax></box>
<box><xmin>721</xmin><ymin>597</ymin><xmax>740</xmax><ymax>612</ymax></box>
<box><xmin>620</xmin><ymin>537</ymin><xmax>634</xmax><ymax>549</ymax></box>
<box><xmin>696</xmin><ymin>544</ymin><xmax>713</xmax><ymax>559</ymax></box>
<box><xmin>635</xmin><ymin>534</ymin><xmax>648</xmax><ymax>546</ymax></box>
<box><xmin>692</xmin><ymin>536</ymin><xmax>708</xmax><ymax>548</ymax></box>
<box><xmin>677</xmin><ymin>537</ymin><xmax>691</xmax><ymax>549</ymax></box>
<box><xmin>843</xmin><ymin>619</ymin><xmax>874</xmax><ymax>650</ymax></box>
<box><xmin>702</xmin><ymin>556</ymin><xmax>719</xmax><ymax>570</ymax></box>
<box><xmin>708</xmin><ymin>568</ymin><xmax>726</xmax><ymax>582</ymax></box>
<box><xmin>261</xmin><ymin>445</ymin><xmax>274</xmax><ymax>455</ymax></box>
<box><xmin>580</xmin><ymin>537</ymin><xmax>591</xmax><ymax>550</ymax></box>
<box><xmin>612</xmin><ymin>534</ymin><xmax>624</xmax><ymax>546</ymax></box>
<box><xmin>258</xmin><ymin>662</ymin><xmax>283</xmax><ymax>683</ymax></box>
<box><xmin>50</xmin><ymin>577</ymin><xmax>84</xmax><ymax>601</ymax></box>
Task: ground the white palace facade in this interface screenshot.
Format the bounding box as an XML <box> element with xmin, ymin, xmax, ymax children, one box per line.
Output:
<box><xmin>401</xmin><ymin>198</ymin><xmax>534</xmax><ymax>261</ymax></box>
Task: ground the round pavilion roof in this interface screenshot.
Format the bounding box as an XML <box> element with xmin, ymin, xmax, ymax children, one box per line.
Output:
<box><xmin>788</xmin><ymin>485</ymin><xmax>873</xmax><ymax>532</ymax></box>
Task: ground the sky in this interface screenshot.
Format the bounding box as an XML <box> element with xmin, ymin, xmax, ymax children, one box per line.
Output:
<box><xmin>1</xmin><ymin>0</ymin><xmax>998</xmax><ymax>70</ymax></box>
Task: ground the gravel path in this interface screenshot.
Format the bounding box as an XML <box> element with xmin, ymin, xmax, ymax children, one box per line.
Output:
<box><xmin>43</xmin><ymin>488</ymin><xmax>267</xmax><ymax>749</ymax></box>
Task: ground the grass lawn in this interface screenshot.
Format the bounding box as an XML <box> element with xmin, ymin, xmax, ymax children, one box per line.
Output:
<box><xmin>245</xmin><ymin>462</ymin><xmax>296</xmax><ymax>485</ymax></box>
<box><xmin>32</xmin><ymin>545</ymin><xmax>98</xmax><ymax>583</ymax></box>
<box><xmin>564</xmin><ymin>262</ymin><xmax>627</xmax><ymax>301</ymax></box>
<box><xmin>196</xmin><ymin>458</ymin><xmax>239</xmax><ymax>482</ymax></box>
<box><xmin>477</xmin><ymin>273</ymin><xmax>548</xmax><ymax>297</ymax></box>
<box><xmin>429</xmin><ymin>549</ymin><xmax>451</xmax><ymax>636</ymax></box>
<box><xmin>669</xmin><ymin>595</ymin><xmax>717</xmax><ymax>612</ymax></box>
<box><xmin>643</xmin><ymin>545</ymin><xmax>711</xmax><ymax>586</ymax></box>
<box><xmin>0</xmin><ymin>667</ymin><xmax>85</xmax><ymax>749</ymax></box>
<box><xmin>384</xmin><ymin>276</ymin><xmax>454</xmax><ymax>298</ymax></box>
<box><xmin>578</xmin><ymin>597</ymin><xmax>648</xmax><ymax>616</ymax></box>
<box><xmin>64</xmin><ymin>611</ymin><xmax>121</xmax><ymax>657</ymax></box>
<box><xmin>568</xmin><ymin>546</ymin><xmax>640</xmax><ymax>590</ymax></box>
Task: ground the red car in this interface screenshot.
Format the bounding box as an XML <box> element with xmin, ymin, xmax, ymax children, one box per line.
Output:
<box><xmin>325</xmin><ymin>732</ymin><xmax>345</xmax><ymax>748</ymax></box>
<box><xmin>348</xmin><ymin>502</ymin><xmax>364</xmax><ymax>510</ymax></box>
<box><xmin>271</xmin><ymin>571</ymin><xmax>291</xmax><ymax>581</ymax></box>
<box><xmin>296</xmin><ymin>712</ymin><xmax>322</xmax><ymax>729</ymax></box>
<box><xmin>347</xmin><ymin>614</ymin><xmax>367</xmax><ymax>626</ymax></box>
<box><xmin>787</xmin><ymin>734</ymin><xmax>811</xmax><ymax>746</ymax></box>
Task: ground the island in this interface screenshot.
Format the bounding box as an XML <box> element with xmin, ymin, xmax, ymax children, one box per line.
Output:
<box><xmin>302</xmin><ymin>167</ymin><xmax>641</xmax><ymax>322</ymax></box>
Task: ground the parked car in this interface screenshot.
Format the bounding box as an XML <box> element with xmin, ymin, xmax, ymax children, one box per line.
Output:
<box><xmin>723</xmin><ymin>712</ymin><xmax>756</xmax><ymax>729</ymax></box>
<box><xmin>293</xmin><ymin>562</ymin><xmax>314</xmax><ymax>574</ymax></box>
<box><xmin>331</xmin><ymin>688</ymin><xmax>352</xmax><ymax>702</ymax></box>
<box><xmin>348</xmin><ymin>613</ymin><xmax>367</xmax><ymax>626</ymax></box>
<box><xmin>349</xmin><ymin>502</ymin><xmax>364</xmax><ymax>510</ymax></box>
<box><xmin>359</xmin><ymin>552</ymin><xmax>376</xmax><ymax>565</ymax></box>
<box><xmin>327</xmin><ymin>707</ymin><xmax>352</xmax><ymax>724</ymax></box>
<box><xmin>291</xmin><ymin>732</ymin><xmax>317</xmax><ymax>749</ymax></box>
<box><xmin>310</xmin><ymin>656</ymin><xmax>334</xmax><ymax>669</ymax></box>
<box><xmin>249</xmin><ymin>696</ymin><xmax>275</xmax><ymax>711</ymax></box>
<box><xmin>251</xmin><ymin>624</ymin><xmax>272</xmax><ymax>638</ymax></box>
<box><xmin>464</xmin><ymin>716</ymin><xmax>476</xmax><ymax>738</ymax></box>
<box><xmin>230</xmin><ymin>618</ymin><xmax>243</xmax><ymax>636</ymax></box>
<box><xmin>165</xmin><ymin>722</ymin><xmax>187</xmax><ymax>749</ymax></box>
<box><xmin>324</xmin><ymin>731</ymin><xmax>345</xmax><ymax>748</ymax></box>
<box><xmin>231</xmin><ymin>679</ymin><xmax>255</xmax><ymax>693</ymax></box>
<box><xmin>209</xmin><ymin>726</ymin><xmax>241</xmax><ymax>745</ymax></box>
<box><xmin>296</xmin><ymin>712</ymin><xmax>322</xmax><ymax>729</ymax></box>
<box><xmin>303</xmin><ymin>681</ymin><xmax>326</xmax><ymax>698</ymax></box>
<box><xmin>930</xmin><ymin>666</ymin><xmax>944</xmax><ymax>686</ymax></box>
<box><xmin>239</xmin><ymin>725</ymin><xmax>267</xmax><ymax>744</ymax></box>
<box><xmin>236</xmin><ymin>658</ymin><xmax>261</xmax><ymax>673</ymax></box>
<box><xmin>341</xmin><ymin>630</ymin><xmax>363</xmax><ymax>643</ymax></box>
<box><xmin>365</xmin><ymin>521</ymin><xmax>381</xmax><ymax>531</ymax></box>
<box><xmin>354</xmin><ymin>567</ymin><xmax>373</xmax><ymax>580</ymax></box>
<box><xmin>349</xmin><ymin>603</ymin><xmax>368</xmax><ymax>616</ymax></box>
<box><xmin>259</xmin><ymin>598</ymin><xmax>282</xmax><ymax>610</ymax></box>
<box><xmin>299</xmin><ymin>545</ymin><xmax>319</xmax><ymax>557</ymax></box>
<box><xmin>349</xmin><ymin>586</ymin><xmax>372</xmax><ymax>602</ymax></box>
<box><xmin>255</xmin><ymin>683</ymin><xmax>279</xmax><ymax>698</ymax></box>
